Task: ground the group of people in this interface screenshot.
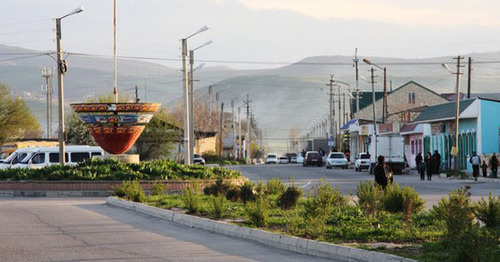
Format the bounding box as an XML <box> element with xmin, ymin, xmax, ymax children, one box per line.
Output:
<box><xmin>415</xmin><ymin>150</ymin><xmax>441</xmax><ymax>181</ymax></box>
<box><xmin>470</xmin><ymin>152</ymin><xmax>498</xmax><ymax>181</ymax></box>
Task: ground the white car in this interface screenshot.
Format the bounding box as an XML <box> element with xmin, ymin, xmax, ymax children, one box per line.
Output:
<box><xmin>325</xmin><ymin>152</ymin><xmax>349</xmax><ymax>169</ymax></box>
<box><xmin>12</xmin><ymin>146</ymin><xmax>104</xmax><ymax>169</ymax></box>
<box><xmin>265</xmin><ymin>153</ymin><xmax>278</xmax><ymax>164</ymax></box>
<box><xmin>193</xmin><ymin>153</ymin><xmax>205</xmax><ymax>165</ymax></box>
<box><xmin>296</xmin><ymin>154</ymin><xmax>304</xmax><ymax>164</ymax></box>
<box><xmin>0</xmin><ymin>147</ymin><xmax>38</xmax><ymax>169</ymax></box>
<box><xmin>290</xmin><ymin>156</ymin><xmax>297</xmax><ymax>163</ymax></box>
<box><xmin>355</xmin><ymin>153</ymin><xmax>371</xmax><ymax>171</ymax></box>
<box><xmin>278</xmin><ymin>156</ymin><xmax>289</xmax><ymax>164</ymax></box>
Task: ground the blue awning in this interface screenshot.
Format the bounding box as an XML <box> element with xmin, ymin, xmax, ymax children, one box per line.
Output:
<box><xmin>341</xmin><ymin>119</ymin><xmax>358</xmax><ymax>130</ymax></box>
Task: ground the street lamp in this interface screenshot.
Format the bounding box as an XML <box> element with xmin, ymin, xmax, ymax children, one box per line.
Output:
<box><xmin>181</xmin><ymin>26</ymin><xmax>209</xmax><ymax>165</ymax></box>
<box><xmin>442</xmin><ymin>56</ymin><xmax>464</xmax><ymax>171</ymax></box>
<box><xmin>56</xmin><ymin>6</ymin><xmax>84</xmax><ymax>165</ymax></box>
<box><xmin>363</xmin><ymin>58</ymin><xmax>388</xmax><ymax>123</ymax></box>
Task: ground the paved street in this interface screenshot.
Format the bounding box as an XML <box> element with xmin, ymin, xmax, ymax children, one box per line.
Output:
<box><xmin>230</xmin><ymin>164</ymin><xmax>500</xmax><ymax>208</ymax></box>
<box><xmin>0</xmin><ymin>198</ymin><xmax>334</xmax><ymax>262</ymax></box>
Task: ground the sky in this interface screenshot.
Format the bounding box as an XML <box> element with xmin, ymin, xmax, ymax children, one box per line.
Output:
<box><xmin>1</xmin><ymin>0</ymin><xmax>500</xmax><ymax>70</ymax></box>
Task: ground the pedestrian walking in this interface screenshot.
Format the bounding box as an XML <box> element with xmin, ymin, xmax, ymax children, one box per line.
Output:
<box><xmin>415</xmin><ymin>153</ymin><xmax>425</xmax><ymax>181</ymax></box>
<box><xmin>374</xmin><ymin>155</ymin><xmax>393</xmax><ymax>189</ymax></box>
<box><xmin>481</xmin><ymin>160</ymin><xmax>488</xmax><ymax>178</ymax></box>
<box><xmin>425</xmin><ymin>152</ymin><xmax>433</xmax><ymax>181</ymax></box>
<box><xmin>490</xmin><ymin>153</ymin><xmax>498</xmax><ymax>178</ymax></box>
<box><xmin>432</xmin><ymin>150</ymin><xmax>441</xmax><ymax>178</ymax></box>
<box><xmin>470</xmin><ymin>151</ymin><xmax>481</xmax><ymax>181</ymax></box>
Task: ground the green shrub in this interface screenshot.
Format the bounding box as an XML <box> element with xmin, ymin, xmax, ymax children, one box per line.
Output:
<box><xmin>182</xmin><ymin>185</ymin><xmax>202</xmax><ymax>214</ymax></box>
<box><xmin>240</xmin><ymin>181</ymin><xmax>255</xmax><ymax>204</ymax></box>
<box><xmin>266</xmin><ymin>178</ymin><xmax>285</xmax><ymax>196</ymax></box>
<box><xmin>282</xmin><ymin>209</ymin><xmax>302</xmax><ymax>235</ymax></box>
<box><xmin>382</xmin><ymin>184</ymin><xmax>424</xmax><ymax>219</ymax></box>
<box><xmin>209</xmin><ymin>194</ymin><xmax>230</xmax><ymax>219</ymax></box>
<box><xmin>151</xmin><ymin>180</ymin><xmax>167</xmax><ymax>196</ymax></box>
<box><xmin>246</xmin><ymin>196</ymin><xmax>270</xmax><ymax>227</ymax></box>
<box><xmin>112</xmin><ymin>180</ymin><xmax>145</xmax><ymax>202</ymax></box>
<box><xmin>203</xmin><ymin>178</ymin><xmax>230</xmax><ymax>196</ymax></box>
<box><xmin>278</xmin><ymin>185</ymin><xmax>303</xmax><ymax>210</ymax></box>
<box><xmin>475</xmin><ymin>190</ymin><xmax>500</xmax><ymax>229</ymax></box>
<box><xmin>225</xmin><ymin>185</ymin><xmax>241</xmax><ymax>202</ymax></box>
<box><xmin>356</xmin><ymin>181</ymin><xmax>383</xmax><ymax>217</ymax></box>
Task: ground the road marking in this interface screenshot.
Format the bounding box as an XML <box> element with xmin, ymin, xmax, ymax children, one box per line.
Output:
<box><xmin>301</xmin><ymin>180</ymin><xmax>311</xmax><ymax>188</ymax></box>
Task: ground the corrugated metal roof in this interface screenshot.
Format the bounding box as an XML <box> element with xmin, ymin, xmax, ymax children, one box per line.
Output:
<box><xmin>413</xmin><ymin>99</ymin><xmax>476</xmax><ymax>122</ymax></box>
<box><xmin>400</xmin><ymin>123</ymin><xmax>418</xmax><ymax>133</ymax></box>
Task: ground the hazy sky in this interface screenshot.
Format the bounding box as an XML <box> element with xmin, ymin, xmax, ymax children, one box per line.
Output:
<box><xmin>2</xmin><ymin>0</ymin><xmax>500</xmax><ymax>69</ymax></box>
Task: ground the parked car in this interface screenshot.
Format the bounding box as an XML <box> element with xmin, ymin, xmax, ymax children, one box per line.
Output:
<box><xmin>325</xmin><ymin>152</ymin><xmax>349</xmax><ymax>169</ymax></box>
<box><xmin>265</xmin><ymin>153</ymin><xmax>278</xmax><ymax>164</ymax></box>
<box><xmin>278</xmin><ymin>156</ymin><xmax>289</xmax><ymax>164</ymax></box>
<box><xmin>12</xmin><ymin>146</ymin><xmax>104</xmax><ymax>169</ymax></box>
<box><xmin>303</xmin><ymin>151</ymin><xmax>323</xmax><ymax>167</ymax></box>
<box><xmin>193</xmin><ymin>153</ymin><xmax>205</xmax><ymax>165</ymax></box>
<box><xmin>0</xmin><ymin>147</ymin><xmax>38</xmax><ymax>169</ymax></box>
<box><xmin>296</xmin><ymin>152</ymin><xmax>304</xmax><ymax>164</ymax></box>
<box><xmin>290</xmin><ymin>156</ymin><xmax>298</xmax><ymax>163</ymax></box>
<box><xmin>355</xmin><ymin>152</ymin><xmax>371</xmax><ymax>171</ymax></box>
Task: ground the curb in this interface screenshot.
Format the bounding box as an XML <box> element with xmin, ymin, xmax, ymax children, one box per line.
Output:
<box><xmin>477</xmin><ymin>177</ymin><xmax>500</xmax><ymax>184</ymax></box>
<box><xmin>106</xmin><ymin>197</ymin><xmax>417</xmax><ymax>262</ymax></box>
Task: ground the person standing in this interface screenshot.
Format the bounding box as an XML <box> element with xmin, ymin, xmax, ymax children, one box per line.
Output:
<box><xmin>415</xmin><ymin>152</ymin><xmax>424</xmax><ymax>181</ymax></box>
<box><xmin>470</xmin><ymin>151</ymin><xmax>481</xmax><ymax>181</ymax></box>
<box><xmin>374</xmin><ymin>155</ymin><xmax>393</xmax><ymax>189</ymax></box>
<box><xmin>489</xmin><ymin>153</ymin><xmax>498</xmax><ymax>178</ymax></box>
<box><xmin>432</xmin><ymin>150</ymin><xmax>441</xmax><ymax>177</ymax></box>
<box><xmin>425</xmin><ymin>152</ymin><xmax>433</xmax><ymax>181</ymax></box>
<box><xmin>481</xmin><ymin>160</ymin><xmax>488</xmax><ymax>178</ymax></box>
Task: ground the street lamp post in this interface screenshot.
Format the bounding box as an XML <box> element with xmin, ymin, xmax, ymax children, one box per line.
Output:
<box><xmin>181</xmin><ymin>26</ymin><xmax>209</xmax><ymax>165</ymax></box>
<box><xmin>363</xmin><ymin>59</ymin><xmax>388</xmax><ymax>123</ymax></box>
<box><xmin>56</xmin><ymin>6</ymin><xmax>84</xmax><ymax>165</ymax></box>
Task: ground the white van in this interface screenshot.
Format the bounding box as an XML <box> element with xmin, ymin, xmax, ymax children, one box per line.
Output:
<box><xmin>13</xmin><ymin>146</ymin><xmax>104</xmax><ymax>169</ymax></box>
<box><xmin>0</xmin><ymin>147</ymin><xmax>39</xmax><ymax>169</ymax></box>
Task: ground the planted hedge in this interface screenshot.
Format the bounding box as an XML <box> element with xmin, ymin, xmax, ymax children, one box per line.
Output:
<box><xmin>0</xmin><ymin>159</ymin><xmax>241</xmax><ymax>181</ymax></box>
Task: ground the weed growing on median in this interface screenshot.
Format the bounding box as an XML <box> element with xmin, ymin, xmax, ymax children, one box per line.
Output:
<box><xmin>182</xmin><ymin>184</ymin><xmax>202</xmax><ymax>214</ymax></box>
<box><xmin>209</xmin><ymin>194</ymin><xmax>230</xmax><ymax>219</ymax></box>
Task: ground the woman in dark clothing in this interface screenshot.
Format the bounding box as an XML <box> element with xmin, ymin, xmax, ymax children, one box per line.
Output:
<box><xmin>425</xmin><ymin>152</ymin><xmax>433</xmax><ymax>181</ymax></box>
<box><xmin>415</xmin><ymin>153</ymin><xmax>424</xmax><ymax>181</ymax></box>
<box><xmin>490</xmin><ymin>153</ymin><xmax>499</xmax><ymax>178</ymax></box>
<box><xmin>374</xmin><ymin>155</ymin><xmax>393</xmax><ymax>189</ymax></box>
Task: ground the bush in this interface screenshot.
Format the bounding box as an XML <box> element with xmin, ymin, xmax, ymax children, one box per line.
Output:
<box><xmin>112</xmin><ymin>180</ymin><xmax>145</xmax><ymax>202</ymax></box>
<box><xmin>182</xmin><ymin>185</ymin><xmax>202</xmax><ymax>214</ymax></box>
<box><xmin>151</xmin><ymin>180</ymin><xmax>167</xmax><ymax>196</ymax></box>
<box><xmin>382</xmin><ymin>184</ymin><xmax>424</xmax><ymax>219</ymax></box>
<box><xmin>225</xmin><ymin>185</ymin><xmax>241</xmax><ymax>202</ymax></box>
<box><xmin>266</xmin><ymin>178</ymin><xmax>285</xmax><ymax>196</ymax></box>
<box><xmin>278</xmin><ymin>185</ymin><xmax>303</xmax><ymax>210</ymax></box>
<box><xmin>282</xmin><ymin>209</ymin><xmax>302</xmax><ymax>235</ymax></box>
<box><xmin>203</xmin><ymin>178</ymin><xmax>230</xmax><ymax>196</ymax></box>
<box><xmin>240</xmin><ymin>181</ymin><xmax>255</xmax><ymax>204</ymax></box>
<box><xmin>475</xmin><ymin>190</ymin><xmax>500</xmax><ymax>229</ymax></box>
<box><xmin>356</xmin><ymin>181</ymin><xmax>383</xmax><ymax>217</ymax></box>
<box><xmin>246</xmin><ymin>196</ymin><xmax>270</xmax><ymax>227</ymax></box>
<box><xmin>209</xmin><ymin>194</ymin><xmax>230</xmax><ymax>219</ymax></box>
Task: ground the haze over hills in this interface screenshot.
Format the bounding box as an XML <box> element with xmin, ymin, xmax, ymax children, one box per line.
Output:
<box><xmin>1</xmin><ymin>44</ymin><xmax>499</xmax><ymax>152</ymax></box>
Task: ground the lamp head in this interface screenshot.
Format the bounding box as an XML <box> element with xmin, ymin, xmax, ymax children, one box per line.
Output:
<box><xmin>69</xmin><ymin>6</ymin><xmax>84</xmax><ymax>15</ymax></box>
<box><xmin>442</xmin><ymin>63</ymin><xmax>453</xmax><ymax>73</ymax></box>
<box><xmin>363</xmin><ymin>58</ymin><xmax>371</xmax><ymax>65</ymax></box>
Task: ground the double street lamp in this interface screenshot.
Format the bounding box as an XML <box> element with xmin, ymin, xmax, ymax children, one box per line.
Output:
<box><xmin>56</xmin><ymin>7</ymin><xmax>84</xmax><ymax>165</ymax></box>
<box><xmin>182</xmin><ymin>26</ymin><xmax>209</xmax><ymax>165</ymax></box>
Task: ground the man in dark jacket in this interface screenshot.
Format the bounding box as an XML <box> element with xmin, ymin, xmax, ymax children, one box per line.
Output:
<box><xmin>374</xmin><ymin>155</ymin><xmax>393</xmax><ymax>189</ymax></box>
<box><xmin>415</xmin><ymin>153</ymin><xmax>424</xmax><ymax>181</ymax></box>
<box><xmin>490</xmin><ymin>153</ymin><xmax>498</xmax><ymax>178</ymax></box>
<box><xmin>432</xmin><ymin>150</ymin><xmax>441</xmax><ymax>177</ymax></box>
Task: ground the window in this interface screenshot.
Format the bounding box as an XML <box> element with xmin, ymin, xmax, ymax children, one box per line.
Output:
<box><xmin>408</xmin><ymin>93</ymin><xmax>416</xmax><ymax>104</ymax></box>
<box><xmin>71</xmin><ymin>152</ymin><xmax>90</xmax><ymax>163</ymax></box>
<box><xmin>49</xmin><ymin>153</ymin><xmax>69</xmax><ymax>163</ymax></box>
<box><xmin>411</xmin><ymin>140</ymin><xmax>415</xmax><ymax>154</ymax></box>
<box><xmin>31</xmin><ymin>153</ymin><xmax>45</xmax><ymax>164</ymax></box>
<box><xmin>91</xmin><ymin>152</ymin><xmax>102</xmax><ymax>158</ymax></box>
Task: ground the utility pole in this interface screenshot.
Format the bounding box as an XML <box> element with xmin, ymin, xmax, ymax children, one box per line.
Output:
<box><xmin>453</xmin><ymin>56</ymin><xmax>464</xmax><ymax>170</ymax></box>
<box><xmin>245</xmin><ymin>94</ymin><xmax>251</xmax><ymax>164</ymax></box>
<box><xmin>181</xmin><ymin>38</ymin><xmax>191</xmax><ymax>165</ymax></box>
<box><xmin>41</xmin><ymin>67</ymin><xmax>54</xmax><ymax>139</ymax></box>
<box><xmin>353</xmin><ymin>48</ymin><xmax>360</xmax><ymax>116</ymax></box>
<box><xmin>338</xmin><ymin>82</ymin><xmax>342</xmax><ymax>151</ymax></box>
<box><xmin>467</xmin><ymin>57</ymin><xmax>472</xmax><ymax>99</ymax></box>
<box><xmin>113</xmin><ymin>0</ymin><xmax>118</xmax><ymax>103</ymax></box>
<box><xmin>383</xmin><ymin>67</ymin><xmax>387</xmax><ymax>123</ymax></box>
<box><xmin>326</xmin><ymin>75</ymin><xmax>335</xmax><ymax>151</ymax></box>
<box><xmin>219</xmin><ymin>102</ymin><xmax>224</xmax><ymax>157</ymax></box>
<box><xmin>231</xmin><ymin>99</ymin><xmax>237</xmax><ymax>160</ymax></box>
<box><xmin>134</xmin><ymin>85</ymin><xmax>140</xmax><ymax>103</ymax></box>
<box><xmin>370</xmin><ymin>68</ymin><xmax>378</xmax><ymax>162</ymax></box>
<box><xmin>188</xmin><ymin>50</ymin><xmax>196</xmax><ymax>162</ymax></box>
<box><xmin>342</xmin><ymin>93</ymin><xmax>346</xmax><ymax>126</ymax></box>
<box><xmin>238</xmin><ymin>106</ymin><xmax>242</xmax><ymax>159</ymax></box>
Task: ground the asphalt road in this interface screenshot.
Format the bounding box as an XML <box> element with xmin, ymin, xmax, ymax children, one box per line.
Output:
<box><xmin>230</xmin><ymin>164</ymin><xmax>500</xmax><ymax>208</ymax></box>
<box><xmin>0</xmin><ymin>198</ymin><xmax>335</xmax><ymax>262</ymax></box>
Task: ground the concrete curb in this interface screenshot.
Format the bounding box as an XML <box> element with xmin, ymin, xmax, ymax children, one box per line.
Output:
<box><xmin>106</xmin><ymin>197</ymin><xmax>417</xmax><ymax>262</ymax></box>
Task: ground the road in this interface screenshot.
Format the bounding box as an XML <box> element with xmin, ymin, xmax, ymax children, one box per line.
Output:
<box><xmin>0</xmin><ymin>198</ymin><xmax>335</xmax><ymax>262</ymax></box>
<box><xmin>230</xmin><ymin>164</ymin><xmax>500</xmax><ymax>207</ymax></box>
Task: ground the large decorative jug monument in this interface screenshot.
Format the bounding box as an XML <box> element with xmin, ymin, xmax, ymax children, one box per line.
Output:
<box><xmin>71</xmin><ymin>103</ymin><xmax>160</xmax><ymax>154</ymax></box>
<box><xmin>71</xmin><ymin>0</ymin><xmax>159</xmax><ymax>156</ymax></box>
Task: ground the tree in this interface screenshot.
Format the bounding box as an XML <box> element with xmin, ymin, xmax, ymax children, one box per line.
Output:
<box><xmin>135</xmin><ymin>108</ymin><xmax>180</xmax><ymax>161</ymax></box>
<box><xmin>0</xmin><ymin>83</ymin><xmax>41</xmax><ymax>144</ymax></box>
<box><xmin>66</xmin><ymin>112</ymin><xmax>96</xmax><ymax>146</ymax></box>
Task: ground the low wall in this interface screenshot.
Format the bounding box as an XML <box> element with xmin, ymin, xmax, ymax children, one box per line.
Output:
<box><xmin>0</xmin><ymin>178</ymin><xmax>247</xmax><ymax>197</ymax></box>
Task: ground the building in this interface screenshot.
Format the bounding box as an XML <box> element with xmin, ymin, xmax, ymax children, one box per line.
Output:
<box><xmin>355</xmin><ymin>81</ymin><xmax>448</xmax><ymax>123</ymax></box>
<box><xmin>413</xmin><ymin>97</ymin><xmax>500</xmax><ymax>171</ymax></box>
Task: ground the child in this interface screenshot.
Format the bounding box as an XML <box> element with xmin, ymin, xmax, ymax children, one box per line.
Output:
<box><xmin>481</xmin><ymin>160</ymin><xmax>488</xmax><ymax>178</ymax></box>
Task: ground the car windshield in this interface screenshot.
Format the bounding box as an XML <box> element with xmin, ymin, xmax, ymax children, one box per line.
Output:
<box><xmin>360</xmin><ymin>154</ymin><xmax>370</xmax><ymax>159</ymax></box>
<box><xmin>194</xmin><ymin>154</ymin><xmax>201</xmax><ymax>158</ymax></box>
<box><xmin>18</xmin><ymin>152</ymin><xmax>35</xmax><ymax>164</ymax></box>
<box><xmin>279</xmin><ymin>157</ymin><xmax>287</xmax><ymax>159</ymax></box>
<box><xmin>267</xmin><ymin>155</ymin><xmax>276</xmax><ymax>159</ymax></box>
<box><xmin>1</xmin><ymin>152</ymin><xmax>18</xmax><ymax>164</ymax></box>
<box><xmin>330</xmin><ymin>154</ymin><xmax>345</xmax><ymax>159</ymax></box>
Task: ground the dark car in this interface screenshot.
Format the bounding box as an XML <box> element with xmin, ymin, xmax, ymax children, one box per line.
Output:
<box><xmin>303</xmin><ymin>151</ymin><xmax>323</xmax><ymax>167</ymax></box>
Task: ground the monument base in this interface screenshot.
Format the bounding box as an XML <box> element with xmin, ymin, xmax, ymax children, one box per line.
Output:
<box><xmin>100</xmin><ymin>154</ymin><xmax>140</xmax><ymax>164</ymax></box>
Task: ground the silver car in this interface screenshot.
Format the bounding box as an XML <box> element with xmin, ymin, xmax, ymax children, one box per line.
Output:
<box><xmin>325</xmin><ymin>152</ymin><xmax>348</xmax><ymax>169</ymax></box>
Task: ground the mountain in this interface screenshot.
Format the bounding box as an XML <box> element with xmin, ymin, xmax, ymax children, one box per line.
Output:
<box><xmin>1</xmin><ymin>44</ymin><xmax>499</xmax><ymax>152</ymax></box>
